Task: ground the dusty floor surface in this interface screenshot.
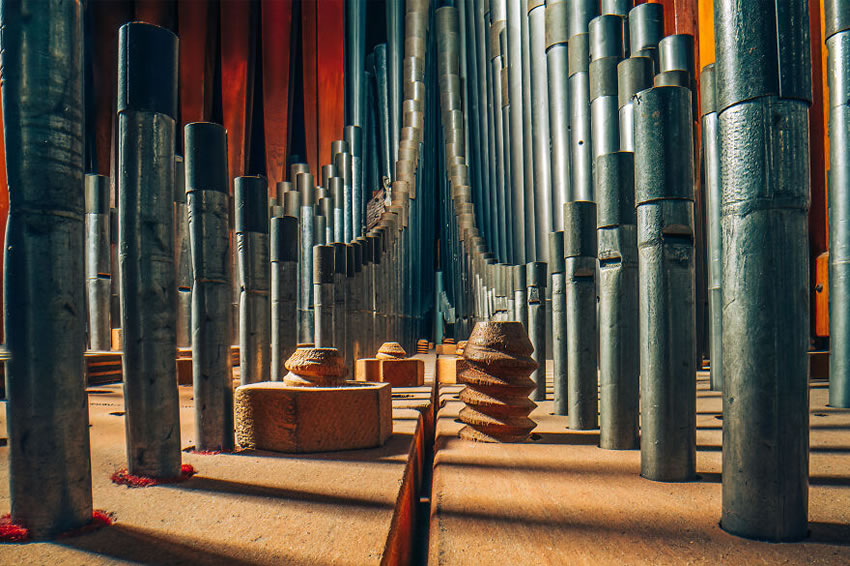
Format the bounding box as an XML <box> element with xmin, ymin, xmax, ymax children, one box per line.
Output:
<box><xmin>428</xmin><ymin>372</ymin><xmax>850</xmax><ymax>565</ymax></box>
<box><xmin>0</xmin><ymin>358</ymin><xmax>435</xmax><ymax>566</ymax></box>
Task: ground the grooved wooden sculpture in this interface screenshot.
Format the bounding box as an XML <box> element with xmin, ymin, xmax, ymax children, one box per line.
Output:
<box><xmin>376</xmin><ymin>342</ymin><xmax>406</xmax><ymax>359</ymax></box>
<box><xmin>355</xmin><ymin>342</ymin><xmax>425</xmax><ymax>387</ymax></box>
<box><xmin>458</xmin><ymin>322</ymin><xmax>538</xmax><ymax>443</ymax></box>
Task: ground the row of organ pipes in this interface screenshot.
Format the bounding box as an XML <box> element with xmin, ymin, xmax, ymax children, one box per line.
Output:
<box><xmin>1</xmin><ymin>0</ymin><xmax>846</xmax><ymax>546</ymax></box>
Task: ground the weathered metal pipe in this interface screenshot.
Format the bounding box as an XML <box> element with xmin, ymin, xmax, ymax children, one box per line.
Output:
<box><xmin>827</xmin><ymin>12</ymin><xmax>850</xmax><ymax>408</ymax></box>
<box><xmin>235</xmin><ymin>176</ymin><xmax>270</xmax><ymax>385</ymax></box>
<box><xmin>117</xmin><ymin>22</ymin><xmax>182</xmax><ymax>478</ymax></box>
<box><xmin>589</xmin><ymin>14</ymin><xmax>625</xmax><ymax>61</ymax></box>
<box><xmin>590</xmin><ymin>56</ymin><xmax>621</xmax><ymax>162</ymax></box>
<box><xmin>490</xmin><ymin>14</ymin><xmax>509</xmax><ymax>261</ymax></box>
<box><xmin>513</xmin><ymin>263</ymin><xmax>529</xmax><ymax>329</ymax></box>
<box><xmin>387</xmin><ymin>0</ymin><xmax>403</xmax><ymax>166</ymax></box>
<box><xmin>185</xmin><ymin>122</ymin><xmax>233</xmax><ymax>451</ymax></box>
<box><xmin>313</xmin><ymin>245</ymin><xmax>335</xmax><ymax>347</ymax></box>
<box><xmin>346</xmin><ymin>126</ymin><xmax>364</xmax><ymax>239</ymax></box>
<box><xmin>527</xmin><ymin>261</ymin><xmax>548</xmax><ymax>401</ymax></box>
<box><xmin>617</xmin><ymin>56</ymin><xmax>653</xmax><ymax>152</ymax></box>
<box><xmin>528</xmin><ymin>0</ymin><xmax>553</xmax><ymax>262</ymax></box>
<box><xmin>345</xmin><ymin>0</ymin><xmax>366</xmax><ymax>128</ymax></box>
<box><xmin>375</xmin><ymin>44</ymin><xmax>392</xmax><ymax>183</ymax></box>
<box><xmin>332</xmin><ymin>242</ymin><xmax>348</xmax><ymax>361</ymax></box>
<box><xmin>174</xmin><ymin>156</ymin><xmax>192</xmax><ymax>349</ymax></box>
<box><xmin>270</xmin><ymin>215</ymin><xmax>299</xmax><ymax>381</ymax></box>
<box><xmin>569</xmin><ymin>33</ymin><xmax>593</xmax><ymax>202</ymax></box>
<box><xmin>596</xmin><ymin>151</ymin><xmax>639</xmax><ymax>449</ymax></box>
<box><xmin>564</xmin><ymin>201</ymin><xmax>598</xmax><ymax>429</ymax></box>
<box><xmin>545</xmin><ymin>0</ymin><xmax>571</xmax><ymax>229</ymax></box>
<box><xmin>86</xmin><ymin>174</ymin><xmax>112</xmax><ymax>351</ymax></box>
<box><xmin>2</xmin><ymin>0</ymin><xmax>93</xmax><ymax>537</ymax></box>
<box><xmin>332</xmin><ymin>140</ymin><xmax>353</xmax><ymax>243</ymax></box>
<box><xmin>628</xmin><ymin>3</ymin><xmax>663</xmax><ymax>71</ymax></box>
<box><xmin>550</xmin><ymin>231</ymin><xmax>568</xmax><ymax>415</ymax></box>
<box><xmin>634</xmin><ymin>85</ymin><xmax>695</xmax><ymax>482</ymax></box>
<box><xmin>507</xmin><ymin>0</ymin><xmax>528</xmax><ymax>264</ymax></box>
<box><xmin>298</xmin><ymin>172</ymin><xmax>316</xmax><ymax>343</ymax></box>
<box><xmin>700</xmin><ymin>64</ymin><xmax>723</xmax><ymax>393</ymax></box>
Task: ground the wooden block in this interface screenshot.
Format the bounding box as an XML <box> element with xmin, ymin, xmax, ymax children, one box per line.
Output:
<box><xmin>355</xmin><ymin>358</ymin><xmax>382</xmax><ymax>382</ymax></box>
<box><xmin>816</xmin><ymin>251</ymin><xmax>829</xmax><ymax>337</ymax></box>
<box><xmin>235</xmin><ymin>381</ymin><xmax>393</xmax><ymax>453</ymax></box>
<box><xmin>435</xmin><ymin>344</ymin><xmax>456</xmax><ymax>356</ymax></box>
<box><xmin>380</xmin><ymin>359</ymin><xmax>425</xmax><ymax>387</ymax></box>
<box><xmin>85</xmin><ymin>351</ymin><xmax>123</xmax><ymax>385</ymax></box>
<box><xmin>177</xmin><ymin>347</ymin><xmax>192</xmax><ymax>360</ymax></box>
<box><xmin>112</xmin><ymin>328</ymin><xmax>122</xmax><ymax>351</ymax></box>
<box><xmin>176</xmin><ymin>357</ymin><xmax>193</xmax><ymax>385</ymax></box>
<box><xmin>809</xmin><ymin>350</ymin><xmax>829</xmax><ymax>380</ymax></box>
<box><xmin>436</xmin><ymin>356</ymin><xmax>468</xmax><ymax>384</ymax></box>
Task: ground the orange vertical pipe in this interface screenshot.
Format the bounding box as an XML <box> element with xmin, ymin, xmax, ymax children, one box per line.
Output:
<box><xmin>301</xmin><ymin>0</ymin><xmax>319</xmax><ymax>176</ymax></box>
<box><xmin>220</xmin><ymin>0</ymin><xmax>255</xmax><ymax>189</ymax></box>
<box><xmin>0</xmin><ymin>95</ymin><xmax>7</xmax><ymax>342</ymax></box>
<box><xmin>697</xmin><ymin>0</ymin><xmax>715</xmax><ymax>69</ymax></box>
<box><xmin>316</xmin><ymin>0</ymin><xmax>345</xmax><ymax>173</ymax></box>
<box><xmin>178</xmin><ymin>1</ymin><xmax>215</xmax><ymax>131</ymax></box>
<box><xmin>261</xmin><ymin>0</ymin><xmax>294</xmax><ymax>194</ymax></box>
<box><xmin>812</xmin><ymin>0</ymin><xmax>829</xmax><ymax>337</ymax></box>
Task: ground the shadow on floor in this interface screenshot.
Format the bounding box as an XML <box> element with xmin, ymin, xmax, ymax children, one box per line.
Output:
<box><xmin>808</xmin><ymin>521</ymin><xmax>850</xmax><ymax>546</ymax></box>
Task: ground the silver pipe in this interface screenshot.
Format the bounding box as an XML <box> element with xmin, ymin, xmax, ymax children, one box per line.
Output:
<box><xmin>507</xmin><ymin>0</ymin><xmax>527</xmax><ymax>263</ymax></box>
<box><xmin>545</xmin><ymin>0</ymin><xmax>571</xmax><ymax>229</ymax></box>
<box><xmin>569</xmin><ymin>33</ymin><xmax>593</xmax><ymax>202</ymax></box>
<box><xmin>345</xmin><ymin>125</ymin><xmax>364</xmax><ymax>239</ymax></box>
<box><xmin>528</xmin><ymin>0</ymin><xmax>553</xmax><ymax>262</ymax></box>
<box><xmin>298</xmin><ymin>172</ymin><xmax>316</xmax><ymax>343</ymax></box>
<box><xmin>174</xmin><ymin>156</ymin><xmax>192</xmax><ymax>349</ymax></box>
<box><xmin>527</xmin><ymin>261</ymin><xmax>547</xmax><ymax>401</ymax></box>
<box><xmin>549</xmin><ymin>231</ymin><xmax>568</xmax><ymax>415</ymax></box>
<box><xmin>86</xmin><ymin>174</ymin><xmax>112</xmax><ymax>351</ymax></box>
<box><xmin>617</xmin><ymin>56</ymin><xmax>653</xmax><ymax>152</ymax></box>
<box><xmin>185</xmin><ymin>122</ymin><xmax>234</xmax><ymax>451</ymax></box>
<box><xmin>3</xmin><ymin>0</ymin><xmax>92</xmax><ymax>537</ymax></box>
<box><xmin>332</xmin><ymin>242</ymin><xmax>348</xmax><ymax>363</ymax></box>
<box><xmin>313</xmin><ymin>245</ymin><xmax>335</xmax><ymax>347</ymax></box>
<box><xmin>270</xmin><ymin>215</ymin><xmax>298</xmax><ymax>381</ymax></box>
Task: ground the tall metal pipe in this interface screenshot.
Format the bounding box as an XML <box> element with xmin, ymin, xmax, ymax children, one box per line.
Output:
<box><xmin>514</xmin><ymin>263</ymin><xmax>529</xmax><ymax>329</ymax></box>
<box><xmin>827</xmin><ymin>2</ymin><xmax>850</xmax><ymax>408</ymax></box>
<box><xmin>270</xmin><ymin>214</ymin><xmax>298</xmax><ymax>381</ymax></box>
<box><xmin>345</xmin><ymin>0</ymin><xmax>366</xmax><ymax>128</ymax></box>
<box><xmin>590</xmin><ymin>56</ymin><xmax>621</xmax><ymax>162</ymax></box>
<box><xmin>2</xmin><ymin>0</ymin><xmax>93</xmax><ymax>537</ymax></box>
<box><xmin>617</xmin><ymin>56</ymin><xmax>653</xmax><ymax>152</ymax></box>
<box><xmin>174</xmin><ymin>156</ymin><xmax>192</xmax><ymax>349</ymax></box>
<box><xmin>564</xmin><ymin>201</ymin><xmax>598</xmax><ymax>429</ymax></box>
<box><xmin>490</xmin><ymin>16</ymin><xmax>509</xmax><ymax>261</ymax></box>
<box><xmin>476</xmin><ymin>0</ymin><xmax>495</xmax><ymax>248</ymax></box>
<box><xmin>117</xmin><ymin>22</ymin><xmax>182</xmax><ymax>478</ymax></box>
<box><xmin>298</xmin><ymin>172</ymin><xmax>316</xmax><ymax>343</ymax></box>
<box><xmin>235</xmin><ymin>176</ymin><xmax>270</xmax><ymax>385</ymax></box>
<box><xmin>86</xmin><ymin>174</ymin><xmax>112</xmax><ymax>351</ymax></box>
<box><xmin>319</xmin><ymin>196</ymin><xmax>334</xmax><ymax>244</ymax></box>
<box><xmin>507</xmin><ymin>0</ymin><xmax>529</xmax><ymax>263</ymax></box>
<box><xmin>596</xmin><ymin>151</ymin><xmax>638</xmax><ymax>449</ymax></box>
<box><xmin>346</xmin><ymin>126</ymin><xmax>364</xmax><ymax>239</ymax></box>
<box><xmin>700</xmin><ymin>64</ymin><xmax>723</xmax><ymax>393</ymax></box>
<box><xmin>332</xmin><ymin>140</ymin><xmax>353</xmax><ymax>242</ymax></box>
<box><xmin>387</xmin><ymin>0</ymin><xmax>404</xmax><ymax>167</ymax></box>
<box><xmin>634</xmin><ymin>85</ymin><xmax>695</xmax><ymax>482</ymax></box>
<box><xmin>569</xmin><ymin>32</ymin><xmax>594</xmax><ymax>202</ymax></box>
<box><xmin>345</xmin><ymin>243</ymin><xmax>357</xmax><ymax>370</ymax></box>
<box><xmin>545</xmin><ymin>0</ymin><xmax>571</xmax><ymax>229</ymax></box>
<box><xmin>528</xmin><ymin>0</ymin><xmax>553</xmax><ymax>262</ymax></box>
<box><xmin>628</xmin><ymin>3</ymin><xmax>663</xmax><ymax>71</ymax></box>
<box><xmin>550</xmin><ymin>231</ymin><xmax>568</xmax><ymax>415</ymax></box>
<box><xmin>313</xmin><ymin>245</ymin><xmax>335</xmax><ymax>347</ymax></box>
<box><xmin>185</xmin><ymin>122</ymin><xmax>234</xmax><ymax>451</ymax></box>
<box><xmin>332</xmin><ymin>242</ymin><xmax>348</xmax><ymax>361</ymax></box>
<box><xmin>527</xmin><ymin>261</ymin><xmax>547</xmax><ymax>400</ymax></box>
<box><xmin>375</xmin><ymin>44</ymin><xmax>392</xmax><ymax>183</ymax></box>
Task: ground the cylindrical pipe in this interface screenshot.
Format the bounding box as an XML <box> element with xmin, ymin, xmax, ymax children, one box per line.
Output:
<box><xmin>345</xmin><ymin>125</ymin><xmax>364</xmax><ymax>239</ymax></box>
<box><xmin>332</xmin><ymin>242</ymin><xmax>348</xmax><ymax>361</ymax></box>
<box><xmin>298</xmin><ymin>172</ymin><xmax>316</xmax><ymax>343</ymax></box>
<box><xmin>700</xmin><ymin>64</ymin><xmax>723</xmax><ymax>393</ymax></box>
<box><xmin>529</xmin><ymin>0</ymin><xmax>553</xmax><ymax>262</ymax></box>
<box><xmin>270</xmin><ymin>215</ymin><xmax>299</xmax><ymax>381</ymax></box>
<box><xmin>333</xmin><ymin>143</ymin><xmax>353</xmax><ymax>243</ymax></box>
<box><xmin>313</xmin><ymin>245</ymin><xmax>335</xmax><ymax>347</ymax></box>
<box><xmin>596</xmin><ymin>151</ymin><xmax>638</xmax><ymax>449</ymax></box>
<box><xmin>490</xmin><ymin>16</ymin><xmax>509</xmax><ymax>261</ymax></box>
<box><xmin>617</xmin><ymin>56</ymin><xmax>653</xmax><ymax>152</ymax></box>
<box><xmin>828</xmin><ymin>24</ymin><xmax>850</xmax><ymax>407</ymax></box>
<box><xmin>345</xmin><ymin>0</ymin><xmax>366</xmax><ymax>128</ymax></box>
<box><xmin>564</xmin><ymin>201</ymin><xmax>598</xmax><ymax>430</ymax></box>
<box><xmin>375</xmin><ymin>44</ymin><xmax>392</xmax><ymax>183</ymax></box>
<box><xmin>3</xmin><ymin>0</ymin><xmax>93</xmax><ymax>537</ymax></box>
<box><xmin>545</xmin><ymin>0</ymin><xmax>571</xmax><ymax>230</ymax></box>
<box><xmin>85</xmin><ymin>174</ymin><xmax>112</xmax><ymax>351</ymax></box>
<box><xmin>387</xmin><ymin>0</ymin><xmax>404</xmax><ymax>166</ymax></box>
<box><xmin>507</xmin><ymin>0</ymin><xmax>528</xmax><ymax>264</ymax></box>
<box><xmin>549</xmin><ymin>231</ymin><xmax>568</xmax><ymax>415</ymax></box>
<box><xmin>117</xmin><ymin>22</ymin><xmax>182</xmax><ymax>478</ymax></box>
<box><xmin>569</xmin><ymin>33</ymin><xmax>593</xmax><ymax>201</ymax></box>
<box><xmin>527</xmin><ymin>261</ymin><xmax>547</xmax><ymax>401</ymax></box>
<box><xmin>590</xmin><ymin>56</ymin><xmax>621</xmax><ymax>161</ymax></box>
<box><xmin>513</xmin><ymin>263</ymin><xmax>528</xmax><ymax>329</ymax></box>
<box><xmin>235</xmin><ymin>176</ymin><xmax>270</xmax><ymax>385</ymax></box>
<box><xmin>185</xmin><ymin>122</ymin><xmax>234</xmax><ymax>451</ymax></box>
<box><xmin>174</xmin><ymin>156</ymin><xmax>192</xmax><ymax>349</ymax></box>
<box><xmin>634</xmin><ymin>86</ymin><xmax>695</xmax><ymax>482</ymax></box>
<box><xmin>628</xmin><ymin>3</ymin><xmax>663</xmax><ymax>70</ymax></box>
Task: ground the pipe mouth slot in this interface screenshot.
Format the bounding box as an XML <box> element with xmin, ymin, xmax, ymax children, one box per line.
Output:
<box><xmin>96</xmin><ymin>273</ymin><xmax>112</xmax><ymax>280</ymax></box>
<box><xmin>661</xmin><ymin>224</ymin><xmax>694</xmax><ymax>239</ymax></box>
<box><xmin>178</xmin><ymin>286</ymin><xmax>191</xmax><ymax>292</ymax></box>
<box><xmin>599</xmin><ymin>257</ymin><xmax>622</xmax><ymax>268</ymax></box>
<box><xmin>573</xmin><ymin>268</ymin><xmax>596</xmax><ymax>278</ymax></box>
<box><xmin>661</xmin><ymin>232</ymin><xmax>694</xmax><ymax>246</ymax></box>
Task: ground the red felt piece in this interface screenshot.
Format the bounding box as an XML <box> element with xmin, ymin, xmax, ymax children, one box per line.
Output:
<box><xmin>111</xmin><ymin>464</ymin><xmax>197</xmax><ymax>488</ymax></box>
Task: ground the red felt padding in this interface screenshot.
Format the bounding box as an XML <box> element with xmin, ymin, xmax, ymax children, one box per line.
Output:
<box><xmin>111</xmin><ymin>463</ymin><xmax>197</xmax><ymax>488</ymax></box>
<box><xmin>0</xmin><ymin>510</ymin><xmax>114</xmax><ymax>543</ymax></box>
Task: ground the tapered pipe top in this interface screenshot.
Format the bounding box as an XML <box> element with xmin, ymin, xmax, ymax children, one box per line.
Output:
<box><xmin>545</xmin><ymin>0</ymin><xmax>569</xmax><ymax>49</ymax></box>
<box><xmin>601</xmin><ymin>0</ymin><xmax>633</xmax><ymax>17</ymax></box>
<box><xmin>321</xmin><ymin>164</ymin><xmax>337</xmax><ymax>187</ymax></box>
<box><xmin>118</xmin><ymin>22</ymin><xmax>178</xmax><ymax>118</ymax></box>
<box><xmin>713</xmin><ymin>0</ymin><xmax>811</xmax><ymax>112</ymax></box>
<box><xmin>235</xmin><ymin>176</ymin><xmax>269</xmax><ymax>234</ymax></box>
<box><xmin>568</xmin><ymin>33</ymin><xmax>590</xmax><ymax>76</ymax></box>
<box><xmin>563</xmin><ymin>201</ymin><xmax>598</xmax><ymax>258</ymax></box>
<box><xmin>344</xmin><ymin>125</ymin><xmax>362</xmax><ymax>157</ymax></box>
<box><xmin>569</xmin><ymin>0</ymin><xmax>599</xmax><ymax>38</ymax></box>
<box><xmin>298</xmin><ymin>172</ymin><xmax>315</xmax><ymax>206</ymax></box>
<box><xmin>85</xmin><ymin>174</ymin><xmax>110</xmax><ymax>214</ymax></box>
<box><xmin>596</xmin><ymin>151</ymin><xmax>636</xmax><ymax>228</ymax></box>
<box><xmin>634</xmin><ymin>86</ymin><xmax>694</xmax><ymax>204</ymax></box>
<box><xmin>330</xmin><ymin>178</ymin><xmax>344</xmax><ymax>207</ymax></box>
<box><xmin>283</xmin><ymin>191</ymin><xmax>300</xmax><ymax>218</ymax></box>
<box><xmin>628</xmin><ymin>3</ymin><xmax>664</xmax><ymax>54</ymax></box>
<box><xmin>617</xmin><ymin>56</ymin><xmax>654</xmax><ymax>108</ymax></box>
<box><xmin>825</xmin><ymin>0</ymin><xmax>850</xmax><ymax>38</ymax></box>
<box><xmin>290</xmin><ymin>163</ymin><xmax>310</xmax><ymax>182</ymax></box>
<box><xmin>658</xmin><ymin>34</ymin><xmax>695</xmax><ymax>77</ymax></box>
<box><xmin>333</xmin><ymin>152</ymin><xmax>352</xmax><ymax>184</ymax></box>
<box><xmin>331</xmin><ymin>139</ymin><xmax>349</xmax><ymax>158</ymax></box>
<box><xmin>271</xmin><ymin>216</ymin><xmax>299</xmax><ymax>263</ymax></box>
<box><xmin>589</xmin><ymin>14</ymin><xmax>624</xmax><ymax>61</ymax></box>
<box><xmin>185</xmin><ymin>122</ymin><xmax>228</xmax><ymax>193</ymax></box>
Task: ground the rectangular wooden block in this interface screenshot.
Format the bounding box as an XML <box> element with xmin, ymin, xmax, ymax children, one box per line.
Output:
<box><xmin>380</xmin><ymin>359</ymin><xmax>425</xmax><ymax>387</ymax></box>
<box><xmin>436</xmin><ymin>356</ymin><xmax>466</xmax><ymax>384</ymax></box>
<box><xmin>435</xmin><ymin>344</ymin><xmax>456</xmax><ymax>356</ymax></box>
<box><xmin>85</xmin><ymin>351</ymin><xmax>123</xmax><ymax>385</ymax></box>
<box><xmin>235</xmin><ymin>381</ymin><xmax>393</xmax><ymax>453</ymax></box>
<box><xmin>176</xmin><ymin>357</ymin><xmax>193</xmax><ymax>385</ymax></box>
<box><xmin>111</xmin><ymin>328</ymin><xmax>122</xmax><ymax>351</ymax></box>
<box><xmin>355</xmin><ymin>358</ymin><xmax>382</xmax><ymax>382</ymax></box>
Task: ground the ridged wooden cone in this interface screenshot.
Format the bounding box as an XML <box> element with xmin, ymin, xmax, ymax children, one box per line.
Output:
<box><xmin>458</xmin><ymin>322</ymin><xmax>538</xmax><ymax>442</ymax></box>
<box><xmin>376</xmin><ymin>342</ymin><xmax>407</xmax><ymax>360</ymax></box>
<box><xmin>283</xmin><ymin>347</ymin><xmax>347</xmax><ymax>387</ymax></box>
